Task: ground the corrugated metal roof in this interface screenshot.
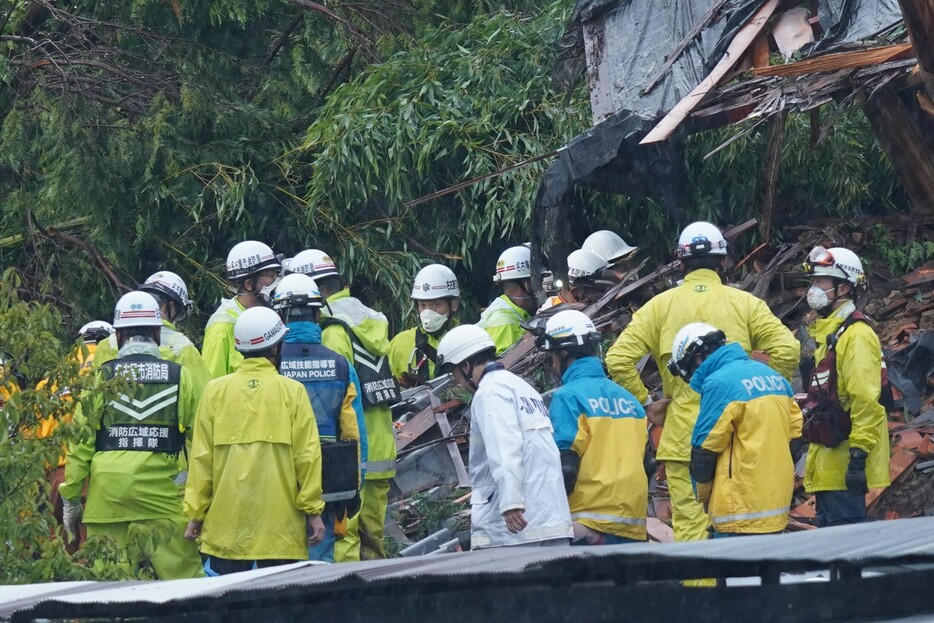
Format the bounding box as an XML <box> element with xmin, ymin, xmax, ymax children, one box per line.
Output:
<box><xmin>6</xmin><ymin>517</ymin><xmax>934</xmax><ymax>621</ymax></box>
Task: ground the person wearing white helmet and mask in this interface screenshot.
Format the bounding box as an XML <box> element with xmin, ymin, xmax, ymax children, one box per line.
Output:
<box><xmin>291</xmin><ymin>248</ymin><xmax>397</xmax><ymax>562</ymax></box>
<box><xmin>437</xmin><ymin>324</ymin><xmax>572</xmax><ymax>548</ymax></box>
<box><xmin>271</xmin><ymin>273</ymin><xmax>365</xmax><ymax>562</ymax></box>
<box><xmin>478</xmin><ymin>245</ymin><xmax>539</xmax><ymax>355</ymax></box>
<box><xmin>389</xmin><ymin>264</ymin><xmax>461</xmax><ymax>387</ymax></box>
<box><xmin>668</xmin><ymin>323</ymin><xmax>801</xmax><ymax>537</ymax></box>
<box><xmin>605</xmin><ymin>221</ymin><xmax>799</xmax><ymax>544</ymax></box>
<box><xmin>537</xmin><ymin>310</ymin><xmax>648</xmax><ymax>545</ymax></box>
<box><xmin>184</xmin><ymin>306</ymin><xmax>326</xmax><ymax>574</ymax></box>
<box><xmin>800</xmin><ymin>246</ymin><xmax>890</xmax><ymax>526</ymax></box>
<box><xmin>61</xmin><ymin>292</ymin><xmax>204</xmax><ymax>579</ymax></box>
<box><xmin>202</xmin><ymin>241</ymin><xmax>282</xmax><ymax>379</ymax></box>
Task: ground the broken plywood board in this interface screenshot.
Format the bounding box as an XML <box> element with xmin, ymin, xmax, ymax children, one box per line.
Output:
<box><xmin>753</xmin><ymin>43</ymin><xmax>915</xmax><ymax>78</ymax></box>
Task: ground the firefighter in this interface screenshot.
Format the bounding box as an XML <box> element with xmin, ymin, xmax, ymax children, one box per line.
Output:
<box><xmin>538</xmin><ymin>310</ymin><xmax>648</xmax><ymax>544</ymax></box>
<box><xmin>290</xmin><ymin>248</ymin><xmax>397</xmax><ymax>561</ymax></box>
<box><xmin>271</xmin><ymin>273</ymin><xmax>365</xmax><ymax>562</ymax></box>
<box><xmin>388</xmin><ymin>264</ymin><xmax>461</xmax><ymax>387</ymax></box>
<box><xmin>202</xmin><ymin>241</ymin><xmax>281</xmax><ymax>378</ymax></box>
<box><xmin>801</xmin><ymin>246</ymin><xmax>890</xmax><ymax>526</ymax></box>
<box><xmin>437</xmin><ymin>324</ymin><xmax>572</xmax><ymax>548</ymax></box>
<box><xmin>669</xmin><ymin>323</ymin><xmax>802</xmax><ymax>536</ymax></box>
<box><xmin>184</xmin><ymin>306</ymin><xmax>326</xmax><ymax>574</ymax></box>
<box><xmin>605</xmin><ymin>221</ymin><xmax>800</xmax><ymax>542</ymax></box>
<box><xmin>477</xmin><ymin>245</ymin><xmax>537</xmax><ymax>355</ymax></box>
<box><xmin>61</xmin><ymin>292</ymin><xmax>204</xmax><ymax>579</ymax></box>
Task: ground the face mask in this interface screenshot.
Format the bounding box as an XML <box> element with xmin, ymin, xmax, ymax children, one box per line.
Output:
<box><xmin>258</xmin><ymin>277</ymin><xmax>281</xmax><ymax>306</ymax></box>
<box><xmin>419</xmin><ymin>309</ymin><xmax>448</xmax><ymax>334</ymax></box>
<box><xmin>806</xmin><ymin>285</ymin><xmax>832</xmax><ymax>311</ymax></box>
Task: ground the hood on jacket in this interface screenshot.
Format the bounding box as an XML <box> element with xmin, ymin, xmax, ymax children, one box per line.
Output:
<box><xmin>561</xmin><ymin>356</ymin><xmax>606</xmax><ymax>385</ymax></box>
<box><xmin>325</xmin><ymin>288</ymin><xmax>390</xmax><ymax>356</ymax></box>
<box><xmin>690</xmin><ymin>342</ymin><xmax>748</xmax><ymax>393</ymax></box>
<box><xmin>284</xmin><ymin>320</ymin><xmax>323</xmax><ymax>344</ymax></box>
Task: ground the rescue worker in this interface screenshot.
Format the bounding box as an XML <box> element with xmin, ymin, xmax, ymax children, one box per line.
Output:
<box><xmin>184</xmin><ymin>307</ymin><xmax>326</xmax><ymax>573</ymax></box>
<box><xmin>271</xmin><ymin>273</ymin><xmax>365</xmax><ymax>562</ymax></box>
<box><xmin>605</xmin><ymin>221</ymin><xmax>800</xmax><ymax>543</ymax></box>
<box><xmin>437</xmin><ymin>324</ymin><xmax>573</xmax><ymax>548</ymax></box>
<box><xmin>538</xmin><ymin>310</ymin><xmax>648</xmax><ymax>544</ymax></box>
<box><xmin>582</xmin><ymin>230</ymin><xmax>639</xmax><ymax>277</ymax></box>
<box><xmin>801</xmin><ymin>246</ymin><xmax>890</xmax><ymax>526</ymax></box>
<box><xmin>388</xmin><ymin>264</ymin><xmax>461</xmax><ymax>388</ymax></box>
<box><xmin>291</xmin><ymin>248</ymin><xmax>397</xmax><ymax>561</ymax></box>
<box><xmin>37</xmin><ymin>320</ymin><xmax>113</xmax><ymax>553</ymax></box>
<box><xmin>202</xmin><ymin>241</ymin><xmax>281</xmax><ymax>378</ymax></box>
<box><xmin>60</xmin><ymin>292</ymin><xmax>204</xmax><ymax>579</ymax></box>
<box><xmin>477</xmin><ymin>245</ymin><xmax>537</xmax><ymax>355</ymax></box>
<box><xmin>539</xmin><ymin>249</ymin><xmax>612</xmax><ymax>311</ymax></box>
<box><xmin>669</xmin><ymin>323</ymin><xmax>802</xmax><ymax>536</ymax></box>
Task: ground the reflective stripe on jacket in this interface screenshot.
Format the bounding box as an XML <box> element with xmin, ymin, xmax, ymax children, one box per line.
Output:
<box><xmin>201</xmin><ymin>297</ymin><xmax>245</xmax><ymax>379</ymax></box>
<box><xmin>61</xmin><ymin>340</ymin><xmax>198</xmax><ymax>523</ymax></box>
<box><xmin>691</xmin><ymin>343</ymin><xmax>803</xmax><ymax>534</ymax></box>
<box><xmin>322</xmin><ymin>288</ymin><xmax>395</xmax><ymax>479</ymax></box>
<box><xmin>549</xmin><ymin>357</ymin><xmax>648</xmax><ymax>540</ymax></box>
<box><xmin>477</xmin><ymin>295</ymin><xmax>530</xmax><ymax>356</ymax></box>
<box><xmin>804</xmin><ymin>301</ymin><xmax>890</xmax><ymax>492</ymax></box>
<box><xmin>605</xmin><ymin>269</ymin><xmax>800</xmax><ymax>462</ymax></box>
<box><xmin>469</xmin><ymin>367</ymin><xmax>573</xmax><ymax>549</ymax></box>
<box><xmin>184</xmin><ymin>357</ymin><xmax>324</xmax><ymax>561</ymax></box>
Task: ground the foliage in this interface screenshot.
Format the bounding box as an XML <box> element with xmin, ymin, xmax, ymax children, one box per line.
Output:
<box><xmin>868</xmin><ymin>224</ymin><xmax>934</xmax><ymax>274</ymax></box>
<box><xmin>0</xmin><ymin>270</ymin><xmax>133</xmax><ymax>583</ymax></box>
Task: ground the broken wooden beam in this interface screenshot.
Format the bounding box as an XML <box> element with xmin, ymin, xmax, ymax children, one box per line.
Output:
<box><xmin>751</xmin><ymin>43</ymin><xmax>915</xmax><ymax>78</ymax></box>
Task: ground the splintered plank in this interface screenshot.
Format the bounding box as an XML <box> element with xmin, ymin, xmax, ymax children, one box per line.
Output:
<box><xmin>752</xmin><ymin>44</ymin><xmax>915</xmax><ymax>78</ymax></box>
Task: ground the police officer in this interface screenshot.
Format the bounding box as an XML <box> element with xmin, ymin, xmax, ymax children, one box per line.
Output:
<box><xmin>539</xmin><ymin>310</ymin><xmax>648</xmax><ymax>544</ymax></box>
<box><xmin>290</xmin><ymin>249</ymin><xmax>397</xmax><ymax>561</ymax></box>
<box><xmin>202</xmin><ymin>241</ymin><xmax>281</xmax><ymax>378</ymax></box>
<box><xmin>389</xmin><ymin>264</ymin><xmax>461</xmax><ymax>387</ymax></box>
<box><xmin>669</xmin><ymin>323</ymin><xmax>802</xmax><ymax>536</ymax></box>
<box><xmin>272</xmin><ymin>273</ymin><xmax>365</xmax><ymax>562</ymax></box>
<box><xmin>61</xmin><ymin>292</ymin><xmax>204</xmax><ymax>579</ymax></box>
<box><xmin>605</xmin><ymin>221</ymin><xmax>800</xmax><ymax>543</ymax></box>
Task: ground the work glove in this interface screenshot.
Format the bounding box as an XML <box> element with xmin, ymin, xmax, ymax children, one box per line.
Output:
<box><xmin>62</xmin><ymin>498</ymin><xmax>83</xmax><ymax>542</ymax></box>
<box><xmin>845</xmin><ymin>448</ymin><xmax>869</xmax><ymax>494</ymax></box>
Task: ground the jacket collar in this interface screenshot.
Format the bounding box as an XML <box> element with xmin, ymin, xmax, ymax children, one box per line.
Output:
<box><xmin>498</xmin><ymin>294</ymin><xmax>531</xmax><ymax>321</ymax></box>
<box><xmin>327</xmin><ymin>287</ymin><xmax>351</xmax><ymax>304</ymax></box>
<box><xmin>284</xmin><ymin>320</ymin><xmax>323</xmax><ymax>344</ymax></box>
<box><xmin>684</xmin><ymin>268</ymin><xmax>723</xmax><ymax>286</ymax></box>
<box><xmin>561</xmin><ymin>356</ymin><xmax>605</xmax><ymax>384</ymax></box>
<box><xmin>690</xmin><ymin>342</ymin><xmax>747</xmax><ymax>392</ymax></box>
<box><xmin>117</xmin><ymin>337</ymin><xmax>162</xmax><ymax>359</ymax></box>
<box><xmin>236</xmin><ymin>357</ymin><xmax>277</xmax><ymax>374</ymax></box>
<box><xmin>808</xmin><ymin>300</ymin><xmax>857</xmax><ymax>343</ymax></box>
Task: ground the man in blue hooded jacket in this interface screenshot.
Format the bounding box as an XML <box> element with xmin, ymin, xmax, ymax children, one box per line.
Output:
<box><xmin>272</xmin><ymin>273</ymin><xmax>368</xmax><ymax>562</ymax></box>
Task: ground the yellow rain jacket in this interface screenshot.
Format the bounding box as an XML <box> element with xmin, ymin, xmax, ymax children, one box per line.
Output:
<box><xmin>549</xmin><ymin>357</ymin><xmax>648</xmax><ymax>540</ymax></box>
<box><xmin>804</xmin><ymin>301</ymin><xmax>890</xmax><ymax>492</ymax></box>
<box><xmin>184</xmin><ymin>357</ymin><xmax>324</xmax><ymax>561</ymax></box>
<box><xmin>321</xmin><ymin>288</ymin><xmax>396</xmax><ymax>480</ymax></box>
<box><xmin>606</xmin><ymin>269</ymin><xmax>800</xmax><ymax>462</ymax></box>
<box><xmin>690</xmin><ymin>343</ymin><xmax>803</xmax><ymax>534</ymax></box>
<box><xmin>201</xmin><ymin>297</ymin><xmax>246</xmax><ymax>379</ymax></box>
<box><xmin>388</xmin><ymin>320</ymin><xmax>459</xmax><ymax>384</ymax></box>
<box><xmin>477</xmin><ymin>295</ymin><xmax>530</xmax><ymax>356</ymax></box>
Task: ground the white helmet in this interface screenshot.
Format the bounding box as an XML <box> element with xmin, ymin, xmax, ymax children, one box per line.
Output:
<box><xmin>280</xmin><ymin>257</ymin><xmax>293</xmax><ymax>274</ymax></box>
<box><xmin>805</xmin><ymin>246</ymin><xmax>866</xmax><ymax>289</ymax></box>
<box><xmin>272</xmin><ymin>273</ymin><xmax>324</xmax><ymax>311</ymax></box>
<box><xmin>411</xmin><ymin>264</ymin><xmax>460</xmax><ymax>300</ymax></box>
<box><xmin>234</xmin><ymin>307</ymin><xmax>289</xmax><ymax>352</ymax></box>
<box><xmin>675</xmin><ymin>222</ymin><xmax>728</xmax><ymax>258</ymax></box>
<box><xmin>493</xmin><ymin>245</ymin><xmax>532</xmax><ymax>283</ymax></box>
<box><xmin>113</xmin><ymin>292</ymin><xmax>163</xmax><ymax>329</ymax></box>
<box><xmin>139</xmin><ymin>271</ymin><xmax>194</xmax><ymax>321</ymax></box>
<box><xmin>667</xmin><ymin>322</ymin><xmax>726</xmax><ymax>380</ymax></box>
<box><xmin>582</xmin><ymin>230</ymin><xmax>638</xmax><ymax>263</ymax></box>
<box><xmin>436</xmin><ymin>325</ymin><xmax>496</xmax><ymax>373</ymax></box>
<box><xmin>539</xmin><ymin>310</ymin><xmax>601</xmax><ymax>350</ymax></box>
<box><xmin>226</xmin><ymin>241</ymin><xmax>281</xmax><ymax>281</ymax></box>
<box><xmin>290</xmin><ymin>249</ymin><xmax>339</xmax><ymax>281</ymax></box>
<box><xmin>566</xmin><ymin>249</ymin><xmax>609</xmax><ymax>283</ymax></box>
<box><xmin>78</xmin><ymin>320</ymin><xmax>114</xmax><ymax>343</ymax></box>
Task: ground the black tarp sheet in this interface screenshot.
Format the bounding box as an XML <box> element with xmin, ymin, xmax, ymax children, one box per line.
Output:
<box><xmin>533</xmin><ymin>0</ymin><xmax>907</xmax><ymax>287</ymax></box>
